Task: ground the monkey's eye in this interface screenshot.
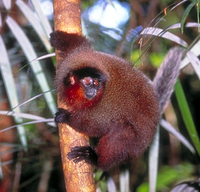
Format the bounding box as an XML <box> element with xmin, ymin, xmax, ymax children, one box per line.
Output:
<box><xmin>94</xmin><ymin>79</ymin><xmax>99</xmax><ymax>86</ymax></box>
<box><xmin>81</xmin><ymin>77</ymin><xmax>93</xmax><ymax>87</ymax></box>
<box><xmin>81</xmin><ymin>77</ymin><xmax>99</xmax><ymax>87</ymax></box>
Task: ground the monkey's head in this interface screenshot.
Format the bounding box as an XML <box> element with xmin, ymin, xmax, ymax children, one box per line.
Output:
<box><xmin>62</xmin><ymin>67</ymin><xmax>106</xmax><ymax>111</ymax></box>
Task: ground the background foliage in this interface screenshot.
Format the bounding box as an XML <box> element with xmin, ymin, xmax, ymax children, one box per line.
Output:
<box><xmin>0</xmin><ymin>0</ymin><xmax>200</xmax><ymax>191</ymax></box>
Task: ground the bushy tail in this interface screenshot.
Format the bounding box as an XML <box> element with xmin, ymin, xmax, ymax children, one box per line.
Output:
<box><xmin>153</xmin><ymin>47</ymin><xmax>185</xmax><ymax>113</ymax></box>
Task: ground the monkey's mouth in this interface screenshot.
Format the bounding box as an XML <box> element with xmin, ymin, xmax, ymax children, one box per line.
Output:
<box><xmin>85</xmin><ymin>88</ymin><xmax>97</xmax><ymax>99</ymax></box>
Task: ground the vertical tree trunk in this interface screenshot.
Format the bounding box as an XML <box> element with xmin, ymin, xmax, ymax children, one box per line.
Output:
<box><xmin>53</xmin><ymin>0</ymin><xmax>96</xmax><ymax>191</ymax></box>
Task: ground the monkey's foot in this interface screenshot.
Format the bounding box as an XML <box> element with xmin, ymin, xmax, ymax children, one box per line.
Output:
<box><xmin>54</xmin><ymin>108</ymin><xmax>70</xmax><ymax>124</ymax></box>
<box><xmin>68</xmin><ymin>146</ymin><xmax>98</xmax><ymax>165</ymax></box>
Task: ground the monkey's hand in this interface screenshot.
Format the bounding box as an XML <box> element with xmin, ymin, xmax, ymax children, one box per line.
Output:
<box><xmin>68</xmin><ymin>146</ymin><xmax>98</xmax><ymax>166</ymax></box>
<box><xmin>54</xmin><ymin>108</ymin><xmax>70</xmax><ymax>124</ymax></box>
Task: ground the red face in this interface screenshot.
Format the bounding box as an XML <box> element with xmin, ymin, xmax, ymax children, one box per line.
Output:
<box><xmin>63</xmin><ymin>68</ymin><xmax>105</xmax><ymax>112</ymax></box>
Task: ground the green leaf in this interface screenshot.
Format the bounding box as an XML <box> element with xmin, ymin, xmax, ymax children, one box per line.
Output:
<box><xmin>181</xmin><ymin>1</ymin><xmax>196</xmax><ymax>33</ymax></box>
<box><xmin>174</xmin><ymin>79</ymin><xmax>200</xmax><ymax>156</ymax></box>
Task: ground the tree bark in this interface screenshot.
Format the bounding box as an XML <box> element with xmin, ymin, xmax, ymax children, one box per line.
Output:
<box><xmin>53</xmin><ymin>0</ymin><xmax>96</xmax><ymax>191</ymax></box>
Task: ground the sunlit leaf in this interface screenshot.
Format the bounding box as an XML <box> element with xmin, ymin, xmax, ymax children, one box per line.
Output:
<box><xmin>149</xmin><ymin>126</ymin><xmax>160</xmax><ymax>192</ymax></box>
<box><xmin>6</xmin><ymin>16</ymin><xmax>57</xmax><ymax>116</ymax></box>
<box><xmin>0</xmin><ymin>119</ymin><xmax>54</xmax><ymax>134</ymax></box>
<box><xmin>120</xmin><ymin>168</ymin><xmax>129</xmax><ymax>192</ymax></box>
<box><xmin>166</xmin><ymin>22</ymin><xmax>200</xmax><ymax>30</ymax></box>
<box><xmin>2</xmin><ymin>0</ymin><xmax>11</xmax><ymax>10</ymax></box>
<box><xmin>107</xmin><ymin>176</ymin><xmax>117</xmax><ymax>192</ymax></box>
<box><xmin>141</xmin><ymin>27</ymin><xmax>188</xmax><ymax>47</ymax></box>
<box><xmin>186</xmin><ymin>50</ymin><xmax>200</xmax><ymax>79</ymax></box>
<box><xmin>160</xmin><ymin>119</ymin><xmax>195</xmax><ymax>154</ymax></box>
<box><xmin>30</xmin><ymin>0</ymin><xmax>53</xmax><ymax>37</ymax></box>
<box><xmin>16</xmin><ymin>0</ymin><xmax>52</xmax><ymax>52</ymax></box>
<box><xmin>180</xmin><ymin>36</ymin><xmax>200</xmax><ymax>68</ymax></box>
<box><xmin>0</xmin><ymin>35</ymin><xmax>27</xmax><ymax>149</ymax></box>
<box><xmin>0</xmin><ymin>111</ymin><xmax>56</xmax><ymax>127</ymax></box>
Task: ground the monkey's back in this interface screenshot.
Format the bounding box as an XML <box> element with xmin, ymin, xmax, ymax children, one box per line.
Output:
<box><xmin>93</xmin><ymin>52</ymin><xmax>160</xmax><ymax>144</ymax></box>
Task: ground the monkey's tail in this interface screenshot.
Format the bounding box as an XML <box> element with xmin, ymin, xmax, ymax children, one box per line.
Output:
<box><xmin>153</xmin><ymin>47</ymin><xmax>185</xmax><ymax>114</ymax></box>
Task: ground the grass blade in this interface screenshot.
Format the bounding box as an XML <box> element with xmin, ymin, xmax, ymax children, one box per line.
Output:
<box><xmin>174</xmin><ymin>79</ymin><xmax>200</xmax><ymax>156</ymax></box>
<box><xmin>180</xmin><ymin>1</ymin><xmax>196</xmax><ymax>33</ymax></box>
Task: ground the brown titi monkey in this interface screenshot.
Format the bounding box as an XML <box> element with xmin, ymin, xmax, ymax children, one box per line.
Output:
<box><xmin>50</xmin><ymin>31</ymin><xmax>183</xmax><ymax>170</ymax></box>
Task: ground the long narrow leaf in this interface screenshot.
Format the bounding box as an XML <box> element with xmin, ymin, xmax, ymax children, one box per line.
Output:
<box><xmin>0</xmin><ymin>119</ymin><xmax>54</xmax><ymax>134</ymax></box>
<box><xmin>119</xmin><ymin>168</ymin><xmax>130</xmax><ymax>192</ymax></box>
<box><xmin>107</xmin><ymin>176</ymin><xmax>117</xmax><ymax>192</ymax></box>
<box><xmin>6</xmin><ymin>16</ymin><xmax>57</xmax><ymax>116</ymax></box>
<box><xmin>0</xmin><ymin>35</ymin><xmax>27</xmax><ymax>149</ymax></box>
<box><xmin>186</xmin><ymin>50</ymin><xmax>200</xmax><ymax>79</ymax></box>
<box><xmin>180</xmin><ymin>37</ymin><xmax>200</xmax><ymax>68</ymax></box>
<box><xmin>30</xmin><ymin>0</ymin><xmax>53</xmax><ymax>37</ymax></box>
<box><xmin>180</xmin><ymin>1</ymin><xmax>196</xmax><ymax>33</ymax></box>
<box><xmin>149</xmin><ymin>126</ymin><xmax>160</xmax><ymax>192</ymax></box>
<box><xmin>2</xmin><ymin>0</ymin><xmax>11</xmax><ymax>10</ymax></box>
<box><xmin>166</xmin><ymin>22</ymin><xmax>200</xmax><ymax>30</ymax></box>
<box><xmin>0</xmin><ymin>111</ymin><xmax>55</xmax><ymax>127</ymax></box>
<box><xmin>141</xmin><ymin>27</ymin><xmax>188</xmax><ymax>47</ymax></box>
<box><xmin>16</xmin><ymin>0</ymin><xmax>52</xmax><ymax>52</ymax></box>
<box><xmin>160</xmin><ymin>119</ymin><xmax>195</xmax><ymax>154</ymax></box>
<box><xmin>174</xmin><ymin>79</ymin><xmax>200</xmax><ymax>156</ymax></box>
<box><xmin>141</xmin><ymin>23</ymin><xmax>200</xmax><ymax>71</ymax></box>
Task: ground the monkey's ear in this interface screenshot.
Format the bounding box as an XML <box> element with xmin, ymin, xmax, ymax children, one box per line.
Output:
<box><xmin>50</xmin><ymin>31</ymin><xmax>92</xmax><ymax>54</ymax></box>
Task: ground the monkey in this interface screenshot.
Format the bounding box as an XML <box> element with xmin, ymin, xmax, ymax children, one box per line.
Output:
<box><xmin>50</xmin><ymin>31</ymin><xmax>184</xmax><ymax>170</ymax></box>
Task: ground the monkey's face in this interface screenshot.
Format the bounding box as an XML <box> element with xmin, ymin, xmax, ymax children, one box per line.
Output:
<box><xmin>61</xmin><ymin>66</ymin><xmax>106</xmax><ymax>112</ymax></box>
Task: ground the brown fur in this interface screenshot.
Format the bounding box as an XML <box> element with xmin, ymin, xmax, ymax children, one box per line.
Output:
<box><xmin>51</xmin><ymin>31</ymin><xmax>160</xmax><ymax>170</ymax></box>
